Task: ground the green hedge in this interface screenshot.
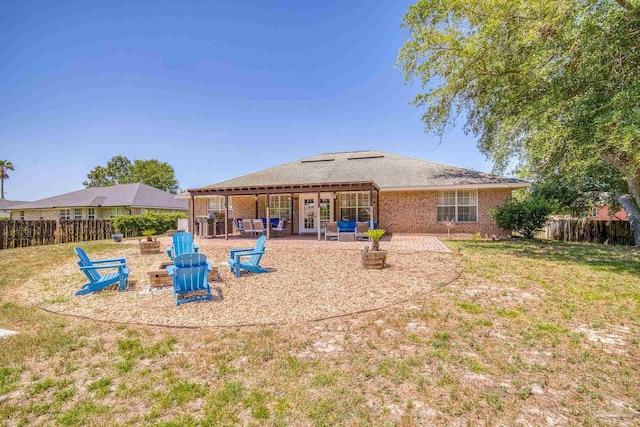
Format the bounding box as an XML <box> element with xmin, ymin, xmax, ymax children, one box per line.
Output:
<box><xmin>111</xmin><ymin>212</ymin><xmax>187</xmax><ymax>236</ymax></box>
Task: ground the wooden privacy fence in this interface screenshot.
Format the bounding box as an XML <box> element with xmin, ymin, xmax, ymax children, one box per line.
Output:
<box><xmin>546</xmin><ymin>219</ymin><xmax>634</xmax><ymax>246</ymax></box>
<box><xmin>0</xmin><ymin>220</ymin><xmax>136</xmax><ymax>250</ymax></box>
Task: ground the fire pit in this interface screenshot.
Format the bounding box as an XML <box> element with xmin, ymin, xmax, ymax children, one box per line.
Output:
<box><xmin>148</xmin><ymin>261</ymin><xmax>220</xmax><ymax>288</ymax></box>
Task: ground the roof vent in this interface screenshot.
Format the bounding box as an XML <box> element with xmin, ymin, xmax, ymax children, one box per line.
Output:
<box><xmin>347</xmin><ymin>155</ymin><xmax>384</xmax><ymax>160</ymax></box>
<box><xmin>301</xmin><ymin>159</ymin><xmax>335</xmax><ymax>163</ymax></box>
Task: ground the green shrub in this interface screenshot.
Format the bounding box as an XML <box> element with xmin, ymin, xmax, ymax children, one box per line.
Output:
<box><xmin>491</xmin><ymin>197</ymin><xmax>551</xmax><ymax>239</ymax></box>
<box><xmin>111</xmin><ymin>212</ymin><xmax>187</xmax><ymax>237</ymax></box>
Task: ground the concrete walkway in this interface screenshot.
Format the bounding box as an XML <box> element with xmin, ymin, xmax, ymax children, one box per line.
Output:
<box><xmin>193</xmin><ymin>233</ymin><xmax>451</xmax><ymax>253</ymax></box>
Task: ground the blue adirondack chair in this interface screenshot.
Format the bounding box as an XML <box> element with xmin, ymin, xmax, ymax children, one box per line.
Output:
<box><xmin>166</xmin><ymin>231</ymin><xmax>199</xmax><ymax>260</ymax></box>
<box><xmin>228</xmin><ymin>235</ymin><xmax>268</xmax><ymax>278</ymax></box>
<box><xmin>166</xmin><ymin>253</ymin><xmax>212</xmax><ymax>305</ymax></box>
<box><xmin>74</xmin><ymin>247</ymin><xmax>129</xmax><ymax>296</ymax></box>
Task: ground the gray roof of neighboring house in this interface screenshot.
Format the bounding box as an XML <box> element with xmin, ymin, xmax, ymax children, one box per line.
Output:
<box><xmin>0</xmin><ymin>199</ymin><xmax>29</xmax><ymax>210</ymax></box>
<box><xmin>9</xmin><ymin>183</ymin><xmax>187</xmax><ymax>210</ymax></box>
<box><xmin>198</xmin><ymin>150</ymin><xmax>529</xmax><ymax>191</ymax></box>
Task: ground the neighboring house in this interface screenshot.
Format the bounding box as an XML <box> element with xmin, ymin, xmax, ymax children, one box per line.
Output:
<box><xmin>8</xmin><ymin>183</ymin><xmax>187</xmax><ymax>220</ymax></box>
<box><xmin>186</xmin><ymin>150</ymin><xmax>530</xmax><ymax>237</ymax></box>
<box><xmin>0</xmin><ymin>199</ymin><xmax>29</xmax><ymax>218</ymax></box>
<box><xmin>588</xmin><ymin>206</ymin><xmax>628</xmax><ymax>221</ymax></box>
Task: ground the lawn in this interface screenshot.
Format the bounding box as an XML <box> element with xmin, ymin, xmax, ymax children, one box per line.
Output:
<box><xmin>0</xmin><ymin>239</ymin><xmax>638</xmax><ymax>426</ymax></box>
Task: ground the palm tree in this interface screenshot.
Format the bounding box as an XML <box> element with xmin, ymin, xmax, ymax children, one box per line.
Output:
<box><xmin>0</xmin><ymin>160</ymin><xmax>15</xmax><ymax>199</ymax></box>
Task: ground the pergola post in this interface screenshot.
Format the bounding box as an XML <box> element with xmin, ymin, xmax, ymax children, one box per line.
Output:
<box><xmin>224</xmin><ymin>194</ymin><xmax>229</xmax><ymax>240</ymax></box>
<box><xmin>266</xmin><ymin>192</ymin><xmax>271</xmax><ymax>240</ymax></box>
<box><xmin>317</xmin><ymin>191</ymin><xmax>321</xmax><ymax>241</ymax></box>
<box><xmin>190</xmin><ymin>194</ymin><xmax>195</xmax><ymax>235</ymax></box>
<box><xmin>290</xmin><ymin>194</ymin><xmax>294</xmax><ymax>235</ymax></box>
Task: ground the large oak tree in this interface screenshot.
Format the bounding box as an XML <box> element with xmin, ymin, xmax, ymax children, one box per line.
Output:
<box><xmin>84</xmin><ymin>156</ymin><xmax>180</xmax><ymax>193</ymax></box>
<box><xmin>398</xmin><ymin>0</ymin><xmax>640</xmax><ymax>244</ymax></box>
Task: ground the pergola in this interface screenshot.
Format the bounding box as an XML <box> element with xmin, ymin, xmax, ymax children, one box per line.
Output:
<box><xmin>187</xmin><ymin>181</ymin><xmax>380</xmax><ymax>240</ymax></box>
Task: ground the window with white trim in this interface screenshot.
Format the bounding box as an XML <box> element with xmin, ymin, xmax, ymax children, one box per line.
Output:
<box><xmin>20</xmin><ymin>211</ymin><xmax>24</xmax><ymax>220</ymax></box>
<box><xmin>339</xmin><ymin>192</ymin><xmax>371</xmax><ymax>222</ymax></box>
<box><xmin>437</xmin><ymin>190</ymin><xmax>478</xmax><ymax>222</ymax></box>
<box><xmin>74</xmin><ymin>208</ymin><xmax>83</xmax><ymax>220</ymax></box>
<box><xmin>87</xmin><ymin>208</ymin><xmax>95</xmax><ymax>220</ymax></box>
<box><xmin>207</xmin><ymin>196</ymin><xmax>232</xmax><ymax>217</ymax></box>
<box><xmin>269</xmin><ymin>195</ymin><xmax>291</xmax><ymax>220</ymax></box>
<box><xmin>60</xmin><ymin>209</ymin><xmax>71</xmax><ymax>220</ymax></box>
<box><xmin>110</xmin><ymin>207</ymin><xmax>124</xmax><ymax>218</ymax></box>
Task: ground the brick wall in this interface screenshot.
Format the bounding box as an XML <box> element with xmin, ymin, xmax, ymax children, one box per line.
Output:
<box><xmin>379</xmin><ymin>189</ymin><xmax>512</xmax><ymax>236</ymax></box>
<box><xmin>187</xmin><ymin>189</ymin><xmax>512</xmax><ymax>236</ymax></box>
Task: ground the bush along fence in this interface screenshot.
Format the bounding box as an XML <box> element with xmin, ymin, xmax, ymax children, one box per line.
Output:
<box><xmin>0</xmin><ymin>220</ymin><xmax>135</xmax><ymax>250</ymax></box>
<box><xmin>546</xmin><ymin>218</ymin><xmax>634</xmax><ymax>246</ymax></box>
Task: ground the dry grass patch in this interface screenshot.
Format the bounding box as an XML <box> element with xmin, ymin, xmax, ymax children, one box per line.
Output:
<box><xmin>0</xmin><ymin>239</ymin><xmax>639</xmax><ymax>425</ymax></box>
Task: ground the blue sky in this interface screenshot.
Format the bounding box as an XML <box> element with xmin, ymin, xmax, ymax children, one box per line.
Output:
<box><xmin>1</xmin><ymin>0</ymin><xmax>493</xmax><ymax>201</ymax></box>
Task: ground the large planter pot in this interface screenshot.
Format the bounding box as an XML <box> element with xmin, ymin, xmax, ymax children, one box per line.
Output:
<box><xmin>361</xmin><ymin>248</ymin><xmax>387</xmax><ymax>269</ymax></box>
<box><xmin>140</xmin><ymin>240</ymin><xmax>161</xmax><ymax>255</ymax></box>
<box><xmin>112</xmin><ymin>234</ymin><xmax>123</xmax><ymax>243</ymax></box>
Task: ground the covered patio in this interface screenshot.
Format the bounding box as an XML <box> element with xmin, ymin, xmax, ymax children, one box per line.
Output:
<box><xmin>187</xmin><ymin>181</ymin><xmax>380</xmax><ymax>241</ymax></box>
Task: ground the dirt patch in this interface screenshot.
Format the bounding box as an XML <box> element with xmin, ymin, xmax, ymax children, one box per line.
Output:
<box><xmin>7</xmin><ymin>239</ymin><xmax>460</xmax><ymax>327</ymax></box>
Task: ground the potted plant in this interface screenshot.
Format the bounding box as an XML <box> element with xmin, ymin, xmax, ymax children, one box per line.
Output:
<box><xmin>361</xmin><ymin>228</ymin><xmax>387</xmax><ymax>269</ymax></box>
<box><xmin>139</xmin><ymin>229</ymin><xmax>161</xmax><ymax>254</ymax></box>
<box><xmin>112</xmin><ymin>226</ymin><xmax>123</xmax><ymax>243</ymax></box>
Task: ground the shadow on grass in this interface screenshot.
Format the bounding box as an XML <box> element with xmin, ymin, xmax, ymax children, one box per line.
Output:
<box><xmin>453</xmin><ymin>239</ymin><xmax>639</xmax><ymax>277</ymax></box>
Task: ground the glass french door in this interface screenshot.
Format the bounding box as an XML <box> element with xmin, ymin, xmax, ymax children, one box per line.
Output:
<box><xmin>299</xmin><ymin>194</ymin><xmax>333</xmax><ymax>233</ymax></box>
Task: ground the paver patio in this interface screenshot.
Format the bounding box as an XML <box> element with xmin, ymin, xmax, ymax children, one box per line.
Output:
<box><xmin>194</xmin><ymin>233</ymin><xmax>452</xmax><ymax>253</ymax></box>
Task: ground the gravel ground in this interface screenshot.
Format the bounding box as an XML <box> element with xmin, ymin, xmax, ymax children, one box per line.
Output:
<box><xmin>10</xmin><ymin>237</ymin><xmax>460</xmax><ymax>327</ymax></box>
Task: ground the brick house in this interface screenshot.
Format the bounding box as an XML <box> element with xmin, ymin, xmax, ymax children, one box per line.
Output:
<box><xmin>0</xmin><ymin>199</ymin><xmax>29</xmax><ymax>218</ymax></box>
<box><xmin>589</xmin><ymin>206</ymin><xmax>628</xmax><ymax>221</ymax></box>
<box><xmin>8</xmin><ymin>183</ymin><xmax>187</xmax><ymax>220</ymax></box>
<box><xmin>186</xmin><ymin>151</ymin><xmax>529</xmax><ymax>238</ymax></box>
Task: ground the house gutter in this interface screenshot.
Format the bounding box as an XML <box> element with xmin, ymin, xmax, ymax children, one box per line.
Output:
<box><xmin>379</xmin><ymin>182</ymin><xmax>531</xmax><ymax>192</ymax></box>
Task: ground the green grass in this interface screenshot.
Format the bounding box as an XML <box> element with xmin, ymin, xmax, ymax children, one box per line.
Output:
<box><xmin>0</xmin><ymin>239</ymin><xmax>638</xmax><ymax>425</ymax></box>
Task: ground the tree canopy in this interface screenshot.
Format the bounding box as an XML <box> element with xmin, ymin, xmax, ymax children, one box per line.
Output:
<box><xmin>83</xmin><ymin>156</ymin><xmax>180</xmax><ymax>193</ymax></box>
<box><xmin>398</xmin><ymin>0</ymin><xmax>640</xmax><ymax>244</ymax></box>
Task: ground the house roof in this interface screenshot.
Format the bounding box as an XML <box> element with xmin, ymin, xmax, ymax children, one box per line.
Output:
<box><xmin>9</xmin><ymin>183</ymin><xmax>187</xmax><ymax>211</ymax></box>
<box><xmin>193</xmin><ymin>150</ymin><xmax>529</xmax><ymax>192</ymax></box>
<box><xmin>0</xmin><ymin>199</ymin><xmax>29</xmax><ymax>210</ymax></box>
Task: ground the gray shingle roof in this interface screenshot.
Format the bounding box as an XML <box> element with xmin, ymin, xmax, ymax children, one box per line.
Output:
<box><xmin>199</xmin><ymin>150</ymin><xmax>529</xmax><ymax>190</ymax></box>
<box><xmin>0</xmin><ymin>199</ymin><xmax>29</xmax><ymax>210</ymax></box>
<box><xmin>9</xmin><ymin>183</ymin><xmax>187</xmax><ymax>210</ymax></box>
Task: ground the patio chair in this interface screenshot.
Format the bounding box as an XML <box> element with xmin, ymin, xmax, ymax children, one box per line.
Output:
<box><xmin>324</xmin><ymin>221</ymin><xmax>339</xmax><ymax>241</ymax></box>
<box><xmin>74</xmin><ymin>247</ymin><xmax>129</xmax><ymax>296</ymax></box>
<box><xmin>355</xmin><ymin>222</ymin><xmax>370</xmax><ymax>241</ymax></box>
<box><xmin>271</xmin><ymin>219</ymin><xmax>287</xmax><ymax>237</ymax></box>
<box><xmin>234</xmin><ymin>218</ymin><xmax>244</xmax><ymax>234</ymax></box>
<box><xmin>166</xmin><ymin>231</ymin><xmax>199</xmax><ymax>260</ymax></box>
<box><xmin>166</xmin><ymin>253</ymin><xmax>212</xmax><ymax>305</ymax></box>
<box><xmin>228</xmin><ymin>235</ymin><xmax>268</xmax><ymax>278</ymax></box>
<box><xmin>252</xmin><ymin>219</ymin><xmax>266</xmax><ymax>236</ymax></box>
<box><xmin>241</xmin><ymin>219</ymin><xmax>255</xmax><ymax>237</ymax></box>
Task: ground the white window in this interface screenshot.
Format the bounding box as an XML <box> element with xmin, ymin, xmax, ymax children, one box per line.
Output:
<box><xmin>269</xmin><ymin>195</ymin><xmax>291</xmax><ymax>220</ymax></box>
<box><xmin>339</xmin><ymin>192</ymin><xmax>371</xmax><ymax>222</ymax></box>
<box><xmin>20</xmin><ymin>211</ymin><xmax>24</xmax><ymax>220</ymax></box>
<box><xmin>87</xmin><ymin>208</ymin><xmax>95</xmax><ymax>220</ymax></box>
<box><xmin>60</xmin><ymin>209</ymin><xmax>71</xmax><ymax>220</ymax></box>
<box><xmin>74</xmin><ymin>208</ymin><xmax>83</xmax><ymax>220</ymax></box>
<box><xmin>39</xmin><ymin>212</ymin><xmax>43</xmax><ymax>220</ymax></box>
<box><xmin>207</xmin><ymin>197</ymin><xmax>232</xmax><ymax>217</ymax></box>
<box><xmin>110</xmin><ymin>207</ymin><xmax>124</xmax><ymax>217</ymax></box>
<box><xmin>437</xmin><ymin>190</ymin><xmax>478</xmax><ymax>222</ymax></box>
<box><xmin>591</xmin><ymin>207</ymin><xmax>598</xmax><ymax>218</ymax></box>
